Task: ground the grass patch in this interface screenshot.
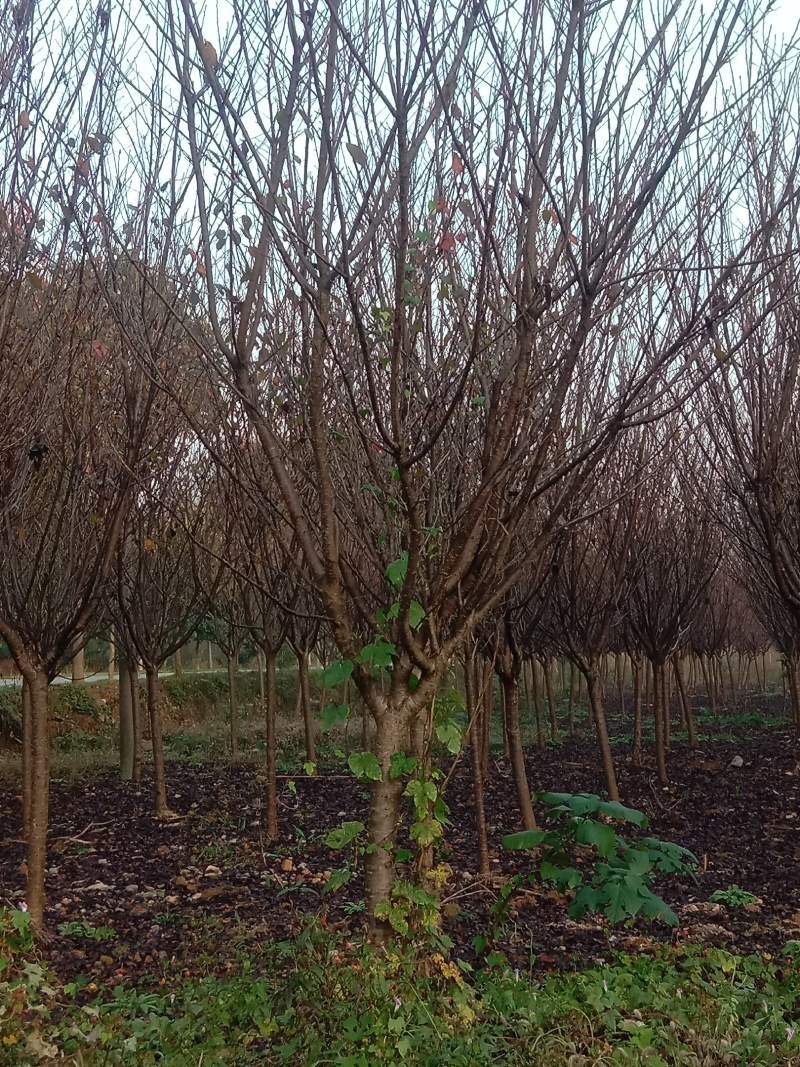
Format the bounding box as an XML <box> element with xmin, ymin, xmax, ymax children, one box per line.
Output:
<box><xmin>3</xmin><ymin>913</ymin><xmax>800</xmax><ymax>1065</ymax></box>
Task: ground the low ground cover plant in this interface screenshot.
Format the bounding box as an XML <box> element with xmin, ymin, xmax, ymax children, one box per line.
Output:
<box><xmin>2</xmin><ymin>910</ymin><xmax>800</xmax><ymax>1066</ymax></box>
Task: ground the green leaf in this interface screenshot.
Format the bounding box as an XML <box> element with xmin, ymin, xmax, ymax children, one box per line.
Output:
<box><xmin>390</xmin><ymin>751</ymin><xmax>419</xmax><ymax>779</ymax></box>
<box><xmin>323</xmin><ymin>659</ymin><xmax>354</xmax><ymax>687</ymax></box>
<box><xmin>324</xmin><ymin>821</ymin><xmax>365</xmax><ymax>849</ymax></box>
<box><xmin>602</xmin><ymin>878</ymin><xmax>644</xmax><ymax>923</ymax></box>
<box><xmin>575</xmin><ymin>819</ymin><xmax>618</xmax><ymax>858</ymax></box>
<box><xmin>386</xmin><ymin>552</ymin><xmax>409</xmax><ymax>588</ymax></box>
<box><xmin>502</xmin><ymin>830</ymin><xmax>548</xmax><ymax>851</ymax></box>
<box><xmin>358</xmin><ymin>639</ymin><xmax>397</xmax><ymax>670</ymax></box>
<box><xmin>410</xmin><ymin>820</ymin><xmax>440</xmax><ymax>846</ymax></box>
<box><xmin>435</xmin><ymin>721</ymin><xmax>462</xmax><ymax>755</ymax></box>
<box><xmin>348</xmin><ymin>751</ymin><xmax>383</xmax><ymax>782</ymax></box>
<box><xmin>303</xmin><ymin>761</ymin><xmax>316</xmax><ymax>777</ymax></box>
<box><xmin>594</xmin><ymin>799</ymin><xmax>649</xmax><ymax>828</ymax></box>
<box><xmin>569</xmin><ymin>885</ymin><xmax>605</xmax><ymax>919</ymax></box>
<box><xmin>323</xmin><ymin>868</ymin><xmax>352</xmax><ymax>894</ymax></box>
<box><xmin>321</xmin><ymin>703</ymin><xmax>350</xmax><ymax>731</ymax></box>
<box><xmin>408</xmin><ymin>600</ymin><xmax>426</xmax><ymax>630</ymax></box>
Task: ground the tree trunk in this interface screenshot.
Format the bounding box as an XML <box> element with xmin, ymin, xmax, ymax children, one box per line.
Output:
<box><xmin>21</xmin><ymin>677</ymin><xmax>32</xmax><ymax>840</ymax></box>
<box><xmin>616</xmin><ymin>652</ymin><xmax>626</xmax><ymax>718</ymax></box>
<box><xmin>207</xmin><ymin>639</ymin><xmax>214</xmax><ymax>671</ymax></box>
<box><xmin>544</xmin><ymin>658</ymin><xmax>559</xmax><ymax>742</ymax></box>
<box><xmin>465</xmin><ymin>655</ymin><xmax>490</xmax><ymax>877</ymax></box>
<box><xmin>119</xmin><ymin>654</ymin><xmax>135</xmax><ymax>781</ymax></box>
<box><xmin>631</xmin><ymin>652</ymin><xmax>643</xmax><ymax>766</ymax></box>
<box><xmin>725</xmin><ymin>652</ymin><xmax>737</xmax><ymax>711</ymax></box>
<box><xmin>530</xmin><ymin>659</ymin><xmax>545</xmax><ymax>750</ymax></box>
<box><xmin>297</xmin><ymin>649</ymin><xmax>316</xmax><ymax>764</ymax></box>
<box><xmin>227</xmin><ymin>651</ymin><xmax>239</xmax><ymax>759</ymax></box>
<box><xmin>652</xmin><ymin>660</ymin><xmax>668</xmax><ymax>785</ymax></box>
<box><xmin>787</xmin><ymin>651</ymin><xmax>800</xmax><ymax>730</ymax></box>
<box><xmin>146</xmin><ymin>665</ymin><xmax>169</xmax><ymax>818</ymax></box>
<box><xmin>264</xmin><ymin>648</ymin><xmax>278</xmax><ymax>839</ymax></box>
<box><xmin>409</xmin><ymin>708</ymin><xmax>426</xmax><ymax>760</ymax></box>
<box><xmin>480</xmin><ymin>654</ymin><xmax>494</xmax><ymax>778</ymax></box>
<box><xmin>107</xmin><ymin>633</ymin><xmax>116</xmax><ymax>684</ymax></box>
<box><xmin>71</xmin><ymin>644</ymin><xmax>85</xmax><ymax>684</ymax></box>
<box><xmin>585</xmin><ymin>661</ymin><xmax>620</xmax><ymax>802</ymax></box>
<box><xmin>365</xmin><ymin>710</ymin><xmax>408</xmax><ymax>939</ymax></box>
<box><xmin>174</xmin><ymin>646</ymin><xmax>183</xmax><ymax>677</ymax></box>
<box><xmin>673</xmin><ymin>654</ymin><xmax>696</xmax><ymax>748</ymax></box>
<box><xmin>567</xmin><ymin>662</ymin><xmax>577</xmax><ymax>737</ymax></box>
<box><xmin>26</xmin><ymin>670</ymin><xmax>50</xmax><ymax>932</ymax></box>
<box><xmin>501</xmin><ymin>674</ymin><xmax>537</xmax><ymax>830</ymax></box>
<box><xmin>131</xmin><ymin>665</ymin><xmax>142</xmax><ymax>783</ymax></box>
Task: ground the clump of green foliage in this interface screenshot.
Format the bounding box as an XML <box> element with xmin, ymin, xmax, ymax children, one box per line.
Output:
<box><xmin>709</xmin><ymin>885</ymin><xmax>760</xmax><ymax>908</ymax></box>
<box><xmin>503</xmin><ymin>792</ymin><xmax>696</xmax><ymax>926</ymax></box>
<box><xmin>163</xmin><ymin>671</ymin><xmax>229</xmax><ymax>713</ymax></box>
<box><xmin>55</xmin><ymin>683</ymin><xmax>100</xmax><ymax>719</ymax></box>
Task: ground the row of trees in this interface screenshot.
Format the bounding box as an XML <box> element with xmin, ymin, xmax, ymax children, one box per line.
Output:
<box><xmin>2</xmin><ymin>0</ymin><xmax>799</xmax><ymax>934</ymax></box>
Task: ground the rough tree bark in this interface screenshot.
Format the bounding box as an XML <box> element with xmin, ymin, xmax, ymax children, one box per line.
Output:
<box><xmin>145</xmin><ymin>665</ymin><xmax>170</xmax><ymax>817</ymax></box>
<box><xmin>584</xmin><ymin>658</ymin><xmax>620</xmax><ymax>802</ymax></box>
<box><xmin>119</xmin><ymin>652</ymin><xmax>135</xmax><ymax>781</ymax></box>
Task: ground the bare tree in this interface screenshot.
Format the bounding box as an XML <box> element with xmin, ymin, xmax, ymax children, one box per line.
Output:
<box><xmin>117</xmin><ymin>0</ymin><xmax>800</xmax><ymax>930</ymax></box>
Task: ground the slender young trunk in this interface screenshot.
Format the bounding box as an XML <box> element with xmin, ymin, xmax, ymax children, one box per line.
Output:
<box><xmin>366</xmin><ymin>709</ymin><xmax>408</xmax><ymax>939</ymax></box>
<box><xmin>227</xmin><ymin>651</ymin><xmax>239</xmax><ymax>760</ymax></box>
<box><xmin>714</xmin><ymin>655</ymin><xmax>726</xmax><ymax>708</ymax></box>
<box><xmin>787</xmin><ymin>651</ymin><xmax>800</xmax><ymax>730</ymax></box>
<box><xmin>616</xmin><ymin>652</ymin><xmax>626</xmax><ymax>718</ymax></box>
<box><xmin>644</xmin><ymin>659</ymin><xmax>651</xmax><ymax>722</ymax></box>
<box><xmin>673</xmin><ymin>655</ymin><xmax>696</xmax><ymax>747</ymax></box>
<box><xmin>298</xmin><ymin>649</ymin><xmax>316</xmax><ymax>763</ymax></box>
<box><xmin>663</xmin><ymin>661</ymin><xmax>671</xmax><ymax>752</ymax></box>
<box><xmin>631</xmin><ymin>652</ymin><xmax>643</xmax><ymax>766</ymax></box>
<box><xmin>26</xmin><ymin>670</ymin><xmax>50</xmax><ymax>932</ymax></box>
<box><xmin>72</xmin><ymin>644</ymin><xmax>85</xmax><ymax>684</ymax></box>
<box><xmin>207</xmin><ymin>639</ymin><xmax>213</xmax><ymax>671</ymax></box>
<box><xmin>544</xmin><ymin>658</ymin><xmax>558</xmax><ymax>742</ymax></box>
<box><xmin>131</xmin><ymin>666</ymin><xmax>142</xmax><ymax>783</ymax></box>
<box><xmin>584</xmin><ymin>660</ymin><xmax>620</xmax><ymax>801</ymax></box>
<box><xmin>264</xmin><ymin>648</ymin><xmax>278</xmax><ymax>839</ymax></box>
<box><xmin>174</xmin><ymin>646</ymin><xmax>183</xmax><ymax>677</ymax></box>
<box><xmin>502</xmin><ymin>674</ymin><xmax>537</xmax><ymax>830</ymax></box>
<box><xmin>107</xmin><ymin>633</ymin><xmax>116</xmax><ymax>684</ymax></box>
<box><xmin>465</xmin><ymin>656</ymin><xmax>490</xmax><ymax>877</ymax></box>
<box><xmin>567</xmin><ymin>662</ymin><xmax>577</xmax><ymax>737</ymax></box>
<box><xmin>530</xmin><ymin>659</ymin><xmax>545</xmax><ymax>749</ymax></box>
<box><xmin>725</xmin><ymin>652</ymin><xmax>737</xmax><ymax>711</ymax></box>
<box><xmin>21</xmin><ymin>678</ymin><xmax>32</xmax><ymax>840</ymax></box>
<box><xmin>146</xmin><ymin>665</ymin><xmax>169</xmax><ymax>818</ymax></box>
<box><xmin>501</xmin><ymin>667</ymin><xmax>512</xmax><ymax>757</ymax></box>
<box><xmin>699</xmin><ymin>655</ymin><xmax>713</xmax><ymax>717</ymax></box>
<box><xmin>480</xmin><ymin>654</ymin><xmax>494</xmax><ymax>778</ymax></box>
<box><xmin>119</xmin><ymin>654</ymin><xmax>135</xmax><ymax>781</ymax></box>
<box><xmin>652</xmin><ymin>660</ymin><xmax>668</xmax><ymax>785</ymax></box>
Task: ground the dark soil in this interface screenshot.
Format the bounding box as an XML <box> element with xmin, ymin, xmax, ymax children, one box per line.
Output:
<box><xmin>2</xmin><ymin>695</ymin><xmax>799</xmax><ymax>986</ymax></box>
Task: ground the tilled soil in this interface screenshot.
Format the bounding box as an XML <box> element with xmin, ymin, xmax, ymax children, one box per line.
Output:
<box><xmin>2</xmin><ymin>707</ymin><xmax>799</xmax><ymax>985</ymax></box>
